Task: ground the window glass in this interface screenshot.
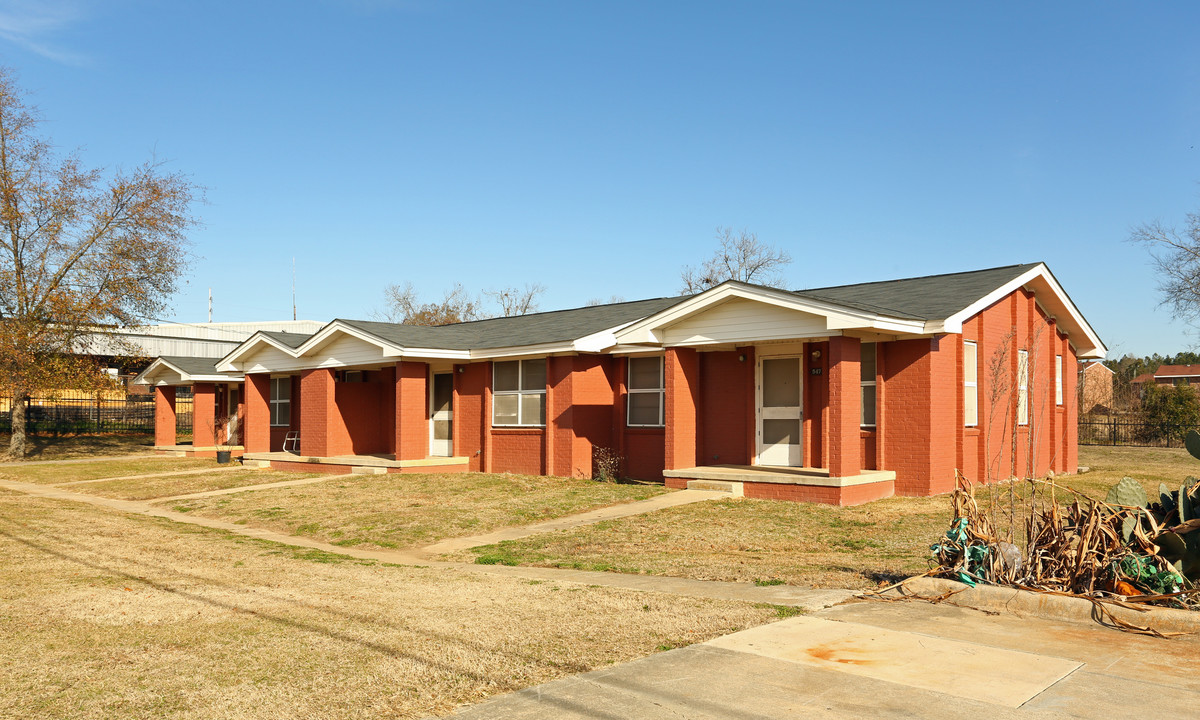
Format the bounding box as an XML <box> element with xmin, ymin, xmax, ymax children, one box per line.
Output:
<box><xmin>762</xmin><ymin>419</ymin><xmax>800</xmax><ymax>445</ymax></box>
<box><xmin>860</xmin><ymin>343</ymin><xmax>876</xmax><ymax>382</ymax></box>
<box><xmin>1017</xmin><ymin>350</ymin><xmax>1029</xmax><ymax>425</ymax></box>
<box><xmin>964</xmin><ymin>342</ymin><xmax>978</xmax><ymax>426</ymax></box>
<box><xmin>520</xmin><ymin>393</ymin><xmax>546</xmax><ymax>426</ymax></box>
<box><xmin>629</xmin><ymin>357</ymin><xmax>662</xmax><ymax>390</ymax></box>
<box><xmin>521</xmin><ymin>358</ymin><xmax>546</xmax><ymax>391</ymax></box>
<box><xmin>493</xmin><ymin>361</ymin><xmax>520</xmax><ymax>392</ymax></box>
<box><xmin>493</xmin><ymin>394</ymin><xmax>519</xmax><ymax>425</ymax></box>
<box><xmin>861</xmin><ymin>385</ymin><xmax>876</xmax><ymax>427</ymax></box>
<box><xmin>628</xmin><ymin>393</ymin><xmax>661</xmax><ymax>426</ymax></box>
<box><xmin>763</xmin><ymin>358</ymin><xmax>800</xmax><ymax>407</ymax></box>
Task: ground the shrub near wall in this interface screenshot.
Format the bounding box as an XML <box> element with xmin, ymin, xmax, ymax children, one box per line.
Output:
<box><xmin>1138</xmin><ymin>383</ymin><xmax>1200</xmax><ymax>444</ymax></box>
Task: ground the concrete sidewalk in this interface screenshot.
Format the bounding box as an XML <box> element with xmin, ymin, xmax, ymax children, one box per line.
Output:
<box><xmin>446</xmin><ymin>597</ymin><xmax>1200</xmax><ymax>719</ymax></box>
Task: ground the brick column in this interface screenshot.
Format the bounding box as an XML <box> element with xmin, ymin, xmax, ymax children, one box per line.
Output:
<box><xmin>244</xmin><ymin>373</ymin><xmax>271</xmax><ymax>453</ymax></box>
<box><xmin>193</xmin><ymin>383</ymin><xmax>216</xmax><ymax>448</ymax></box>
<box><xmin>664</xmin><ymin>347</ymin><xmax>700</xmax><ymax>471</ymax></box>
<box><xmin>827</xmin><ymin>336</ymin><xmax>861</xmax><ymax>478</ymax></box>
<box><xmin>395</xmin><ymin>361</ymin><xmax>428</xmax><ymax>461</ymax></box>
<box><xmin>300</xmin><ymin>369</ymin><xmax>335</xmax><ymax>457</ymax></box>
<box><xmin>154</xmin><ymin>386</ymin><xmax>176</xmax><ymax>447</ymax></box>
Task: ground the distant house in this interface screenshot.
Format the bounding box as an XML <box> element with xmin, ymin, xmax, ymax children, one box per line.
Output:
<box><xmin>1148</xmin><ymin>364</ymin><xmax>1200</xmax><ymax>386</ymax></box>
<box><xmin>1078</xmin><ymin>361</ymin><xmax>1114</xmax><ymax>413</ymax></box>
<box><xmin>136</xmin><ymin>262</ymin><xmax>1105</xmax><ymax>505</ymax></box>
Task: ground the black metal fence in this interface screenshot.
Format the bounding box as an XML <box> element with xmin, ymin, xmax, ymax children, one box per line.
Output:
<box><xmin>0</xmin><ymin>395</ymin><xmax>193</xmax><ymax>435</ymax></box>
<box><xmin>1078</xmin><ymin>418</ymin><xmax>1191</xmax><ymax>448</ymax></box>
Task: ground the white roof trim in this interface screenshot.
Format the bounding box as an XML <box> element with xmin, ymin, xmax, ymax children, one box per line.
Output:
<box><xmin>614</xmin><ymin>281</ymin><xmax>926</xmax><ymax>346</ymax></box>
<box><xmin>295</xmin><ymin>321</ymin><xmax>404</xmax><ymax>357</ymax></box>
<box><xmin>216</xmin><ymin>330</ymin><xmax>314</xmax><ymax>372</ymax></box>
<box><xmin>937</xmin><ymin>263</ymin><xmax>1107</xmax><ymax>359</ymax></box>
<box><xmin>133</xmin><ymin>357</ymin><xmax>240</xmax><ymax>386</ymax></box>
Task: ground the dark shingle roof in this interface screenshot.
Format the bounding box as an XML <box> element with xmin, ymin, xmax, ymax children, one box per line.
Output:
<box><xmin>158</xmin><ymin>356</ymin><xmax>229</xmax><ymax>377</ymax></box>
<box><xmin>338</xmin><ymin>296</ymin><xmax>689</xmax><ymax>350</ymax></box>
<box><xmin>792</xmin><ymin>263</ymin><xmax>1041</xmax><ymax>320</ymax></box>
<box><xmin>259</xmin><ymin>331</ymin><xmax>311</xmax><ymax>349</ymax></box>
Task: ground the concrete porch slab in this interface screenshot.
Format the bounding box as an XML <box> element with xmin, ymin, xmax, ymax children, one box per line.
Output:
<box><xmin>664</xmin><ymin>464</ymin><xmax>896</xmax><ymax>487</ymax></box>
<box><xmin>241</xmin><ymin>451</ymin><xmax>470</xmax><ymax>469</ymax></box>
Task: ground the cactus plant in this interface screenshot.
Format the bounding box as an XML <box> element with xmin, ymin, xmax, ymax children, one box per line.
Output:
<box><xmin>1105</xmin><ymin>476</ymin><xmax>1148</xmax><ymax>509</ymax></box>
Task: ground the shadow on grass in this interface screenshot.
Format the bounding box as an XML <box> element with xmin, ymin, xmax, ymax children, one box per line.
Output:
<box><xmin>0</xmin><ymin>433</ymin><xmax>154</xmax><ymax>460</ymax></box>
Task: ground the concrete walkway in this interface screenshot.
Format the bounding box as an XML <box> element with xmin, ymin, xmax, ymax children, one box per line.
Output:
<box><xmin>416</xmin><ymin>488</ymin><xmax>728</xmax><ymax>556</ymax></box>
<box><xmin>55</xmin><ymin>464</ymin><xmax>252</xmax><ymax>486</ymax></box>
<box><xmin>446</xmin><ymin>597</ymin><xmax>1200</xmax><ymax>718</ymax></box>
<box><xmin>0</xmin><ymin>478</ymin><xmax>855</xmax><ymax>611</ymax></box>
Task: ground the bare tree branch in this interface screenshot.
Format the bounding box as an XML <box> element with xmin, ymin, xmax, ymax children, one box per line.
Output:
<box><xmin>679</xmin><ymin>227</ymin><xmax>792</xmax><ymax>293</ymax></box>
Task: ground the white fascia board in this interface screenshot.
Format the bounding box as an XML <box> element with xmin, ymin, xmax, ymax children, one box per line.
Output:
<box><xmin>572</xmin><ymin>319</ymin><xmax>640</xmax><ymax>353</ymax></box>
<box><xmin>468</xmin><ymin>342</ymin><xmax>578</xmax><ymax>360</ymax></box>
<box><xmin>216</xmin><ymin>331</ymin><xmax>304</xmax><ymax>372</ymax></box>
<box><xmin>393</xmin><ymin>347</ymin><xmax>472</xmax><ymax>360</ymax></box>
<box><xmin>613</xmin><ymin>282</ymin><xmax>923</xmax><ymax>345</ymax></box>
<box><xmin>132</xmin><ymin>358</ymin><xmax>179</xmax><ymax>386</ymax></box>
<box><xmin>939</xmin><ymin>263</ymin><xmax>1108</xmax><ymax>357</ymax></box>
<box><xmin>295</xmin><ymin>321</ymin><xmax>404</xmax><ymax>358</ymax></box>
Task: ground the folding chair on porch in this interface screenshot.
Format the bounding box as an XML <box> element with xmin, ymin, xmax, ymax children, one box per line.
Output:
<box><xmin>282</xmin><ymin>431</ymin><xmax>300</xmax><ymax>454</ymax></box>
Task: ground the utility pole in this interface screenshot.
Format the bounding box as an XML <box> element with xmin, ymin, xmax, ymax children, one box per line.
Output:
<box><xmin>292</xmin><ymin>257</ymin><xmax>297</xmax><ymax>321</ymax></box>
<box><xmin>208</xmin><ymin>288</ymin><xmax>213</xmax><ymax>323</ymax></box>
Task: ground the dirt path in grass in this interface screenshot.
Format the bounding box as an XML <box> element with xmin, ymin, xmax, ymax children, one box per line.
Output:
<box><xmin>0</xmin><ymin>478</ymin><xmax>856</xmax><ymax>611</ymax></box>
<box><xmin>54</xmin><ymin>464</ymin><xmax>251</xmax><ymax>486</ymax></box>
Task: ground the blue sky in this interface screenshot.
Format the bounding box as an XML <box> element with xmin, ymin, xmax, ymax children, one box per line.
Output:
<box><xmin>1</xmin><ymin>1</ymin><xmax>1197</xmax><ymax>358</ymax></box>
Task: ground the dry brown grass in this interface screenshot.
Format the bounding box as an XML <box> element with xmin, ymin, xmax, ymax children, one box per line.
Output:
<box><xmin>0</xmin><ymin>456</ymin><xmax>220</xmax><ymax>485</ymax></box>
<box><xmin>161</xmin><ymin>473</ymin><xmax>668</xmax><ymax>550</ymax></box>
<box><xmin>70</xmin><ymin>470</ymin><xmax>322</xmax><ymax>501</ymax></box>
<box><xmin>0</xmin><ymin>493</ymin><xmax>778</xmax><ymax>719</ymax></box>
<box><xmin>0</xmin><ymin>433</ymin><xmax>155</xmax><ymax>460</ymax></box>
<box><xmin>449</xmin><ymin>446</ymin><xmax>1200</xmax><ymax>590</ymax></box>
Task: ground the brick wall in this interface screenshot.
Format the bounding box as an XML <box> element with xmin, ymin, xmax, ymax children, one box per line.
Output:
<box><xmin>395</xmin><ymin>361</ymin><xmax>428</xmax><ymax>461</ymax></box>
<box><xmin>154</xmin><ymin>386</ymin><xmax>176</xmax><ymax>446</ymax></box>
<box><xmin>664</xmin><ymin>347</ymin><xmax>700</xmax><ymax>470</ymax></box>
<box><xmin>193</xmin><ymin>382</ymin><xmax>216</xmax><ymax>448</ymax></box>
<box><xmin>299</xmin><ymin>368</ymin><xmax>336</xmax><ymax>456</ymax></box>
<box><xmin>455</xmin><ymin>363</ymin><xmax>487</xmax><ymax>471</ymax></box>
<box><xmin>699</xmin><ymin>349</ymin><xmax>752</xmax><ymax>466</ymax></box>
<box><xmin>491</xmin><ymin>429</ymin><xmax>544</xmax><ymax>475</ymax></box>
<box><xmin>245</xmin><ymin>373</ymin><xmax>270</xmax><ymax>453</ymax></box>
<box><xmin>827</xmin><ymin>336</ymin><xmax>861</xmax><ymax>478</ymax></box>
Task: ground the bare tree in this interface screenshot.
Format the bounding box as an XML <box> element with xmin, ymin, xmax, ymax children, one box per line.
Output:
<box><xmin>0</xmin><ymin>67</ymin><xmax>200</xmax><ymax>457</ymax></box>
<box><xmin>378</xmin><ymin>281</ymin><xmax>485</xmax><ymax>326</ymax></box>
<box><xmin>484</xmin><ymin>283</ymin><xmax>545</xmax><ymax>317</ymax></box>
<box><xmin>1130</xmin><ymin>213</ymin><xmax>1200</xmax><ymax>324</ymax></box>
<box><xmin>679</xmin><ymin>227</ymin><xmax>792</xmax><ymax>293</ymax></box>
<box><xmin>586</xmin><ymin>294</ymin><xmax>625</xmax><ymax>307</ymax></box>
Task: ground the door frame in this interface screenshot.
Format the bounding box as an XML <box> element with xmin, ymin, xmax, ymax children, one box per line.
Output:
<box><xmin>428</xmin><ymin>371</ymin><xmax>454</xmax><ymax>457</ymax></box>
<box><xmin>755</xmin><ymin>354</ymin><xmax>804</xmax><ymax>467</ymax></box>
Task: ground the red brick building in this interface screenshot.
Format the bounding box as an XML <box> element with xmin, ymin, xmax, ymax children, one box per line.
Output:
<box><xmin>137</xmin><ymin>263</ymin><xmax>1105</xmax><ymax>505</ymax></box>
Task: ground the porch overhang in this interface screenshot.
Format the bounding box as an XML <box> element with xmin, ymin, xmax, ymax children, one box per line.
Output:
<box><xmin>612</xmin><ymin>282</ymin><xmax>928</xmax><ymax>348</ymax></box>
<box><xmin>133</xmin><ymin>357</ymin><xmax>242</xmax><ymax>387</ymax></box>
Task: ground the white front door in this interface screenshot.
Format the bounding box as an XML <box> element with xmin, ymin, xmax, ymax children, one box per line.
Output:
<box><xmin>756</xmin><ymin>356</ymin><xmax>803</xmax><ymax>466</ymax></box>
<box><xmin>226</xmin><ymin>385</ymin><xmax>240</xmax><ymax>446</ymax></box>
<box><xmin>430</xmin><ymin>373</ymin><xmax>453</xmax><ymax>457</ymax></box>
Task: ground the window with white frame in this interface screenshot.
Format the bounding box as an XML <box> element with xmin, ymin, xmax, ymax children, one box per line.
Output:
<box><xmin>270</xmin><ymin>377</ymin><xmax>291</xmax><ymax>427</ymax></box>
<box><xmin>964</xmin><ymin>341</ymin><xmax>978</xmax><ymax>426</ymax></box>
<box><xmin>1056</xmin><ymin>354</ymin><xmax>1063</xmax><ymax>406</ymax></box>
<box><xmin>493</xmin><ymin>359</ymin><xmax>546</xmax><ymax>426</ymax></box>
<box><xmin>860</xmin><ymin>343</ymin><xmax>877</xmax><ymax>427</ymax></box>
<box><xmin>1017</xmin><ymin>349</ymin><xmax>1029</xmax><ymax>425</ymax></box>
<box><xmin>627</xmin><ymin>356</ymin><xmax>664</xmax><ymax>427</ymax></box>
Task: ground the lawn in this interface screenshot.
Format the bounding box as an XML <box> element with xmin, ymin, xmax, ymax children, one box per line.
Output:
<box><xmin>69</xmin><ymin>469</ymin><xmax>318</xmax><ymax>501</ymax></box>
<box><xmin>0</xmin><ymin>493</ymin><xmax>777</xmax><ymax>719</ymax></box>
<box><xmin>0</xmin><ymin>456</ymin><xmax>220</xmax><ymax>485</ymax></box>
<box><xmin>446</xmin><ymin>446</ymin><xmax>1197</xmax><ymax>590</ymax></box>
<box><xmin>0</xmin><ymin>433</ymin><xmax>155</xmax><ymax>460</ymax></box>
<box><xmin>161</xmin><ymin>473</ymin><xmax>670</xmax><ymax>550</ymax></box>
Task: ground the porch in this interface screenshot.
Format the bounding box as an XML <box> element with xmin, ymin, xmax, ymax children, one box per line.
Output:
<box><xmin>662</xmin><ymin>465</ymin><xmax>896</xmax><ymax>507</ymax></box>
<box><xmin>156</xmin><ymin>442</ymin><xmax>245</xmax><ymax>459</ymax></box>
<box><xmin>241</xmin><ymin>451</ymin><xmax>471</xmax><ymax>475</ymax></box>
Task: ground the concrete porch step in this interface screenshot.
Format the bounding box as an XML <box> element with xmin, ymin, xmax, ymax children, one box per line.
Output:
<box><xmin>686</xmin><ymin>479</ymin><xmax>744</xmax><ymax>496</ymax></box>
<box><xmin>351</xmin><ymin>466</ymin><xmax>388</xmax><ymax>475</ymax></box>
